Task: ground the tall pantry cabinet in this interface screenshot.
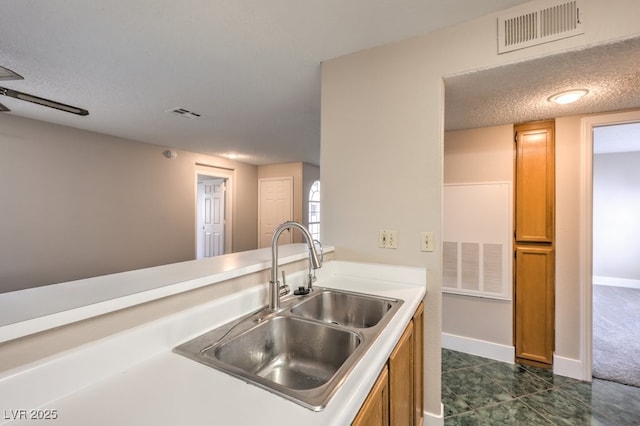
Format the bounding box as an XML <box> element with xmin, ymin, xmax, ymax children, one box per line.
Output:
<box><xmin>513</xmin><ymin>120</ymin><xmax>555</xmax><ymax>368</ymax></box>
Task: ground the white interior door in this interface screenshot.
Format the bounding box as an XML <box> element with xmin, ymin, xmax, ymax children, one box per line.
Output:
<box><xmin>258</xmin><ymin>177</ymin><xmax>293</xmax><ymax>248</ymax></box>
<box><xmin>197</xmin><ymin>178</ymin><xmax>225</xmax><ymax>258</ymax></box>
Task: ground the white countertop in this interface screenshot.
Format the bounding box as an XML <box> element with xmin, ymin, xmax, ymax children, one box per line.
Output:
<box><xmin>0</xmin><ymin>244</ymin><xmax>325</xmax><ymax>343</ymax></box>
<box><xmin>0</xmin><ymin>259</ymin><xmax>426</xmax><ymax>426</ymax></box>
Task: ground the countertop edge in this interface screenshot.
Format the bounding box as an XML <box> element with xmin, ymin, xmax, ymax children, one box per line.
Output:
<box><xmin>0</xmin><ymin>244</ymin><xmax>332</xmax><ymax>343</ymax></box>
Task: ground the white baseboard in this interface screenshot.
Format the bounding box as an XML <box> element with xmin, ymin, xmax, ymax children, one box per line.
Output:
<box><xmin>593</xmin><ymin>276</ymin><xmax>640</xmax><ymax>289</ymax></box>
<box><xmin>442</xmin><ymin>332</ymin><xmax>514</xmax><ymax>364</ymax></box>
<box><xmin>442</xmin><ymin>332</ymin><xmax>588</xmax><ymax>381</ymax></box>
<box><xmin>423</xmin><ymin>403</ymin><xmax>444</xmax><ymax>426</ymax></box>
<box><xmin>553</xmin><ymin>354</ymin><xmax>587</xmax><ymax>381</ymax></box>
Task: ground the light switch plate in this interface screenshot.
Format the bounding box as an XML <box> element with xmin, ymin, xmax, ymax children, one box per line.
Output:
<box><xmin>379</xmin><ymin>230</ymin><xmax>398</xmax><ymax>249</ymax></box>
<box><xmin>421</xmin><ymin>232</ymin><xmax>434</xmax><ymax>252</ymax></box>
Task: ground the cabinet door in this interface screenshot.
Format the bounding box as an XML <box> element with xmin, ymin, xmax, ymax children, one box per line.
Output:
<box><xmin>352</xmin><ymin>365</ymin><xmax>389</xmax><ymax>426</ymax></box>
<box><xmin>515</xmin><ymin>245</ymin><xmax>555</xmax><ymax>365</ymax></box>
<box><xmin>515</xmin><ymin>121</ymin><xmax>555</xmax><ymax>243</ymax></box>
<box><xmin>389</xmin><ymin>321</ymin><xmax>413</xmax><ymax>426</ymax></box>
<box><xmin>413</xmin><ymin>302</ymin><xmax>424</xmax><ymax>426</ymax></box>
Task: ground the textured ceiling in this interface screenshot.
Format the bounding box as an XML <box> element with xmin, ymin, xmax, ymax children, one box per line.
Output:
<box><xmin>4</xmin><ymin>1</ymin><xmax>637</xmax><ymax>165</ymax></box>
<box><xmin>445</xmin><ymin>37</ymin><xmax>640</xmax><ymax>132</ymax></box>
<box><xmin>0</xmin><ymin>0</ymin><xmax>533</xmax><ymax>165</ymax></box>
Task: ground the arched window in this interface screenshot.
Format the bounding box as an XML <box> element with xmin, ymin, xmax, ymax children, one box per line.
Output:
<box><xmin>308</xmin><ymin>180</ymin><xmax>320</xmax><ymax>241</ymax></box>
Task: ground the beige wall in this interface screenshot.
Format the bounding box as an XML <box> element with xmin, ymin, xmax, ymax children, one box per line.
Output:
<box><xmin>322</xmin><ymin>38</ymin><xmax>444</xmax><ymax>417</ymax></box>
<box><xmin>444</xmin><ymin>125</ymin><xmax>513</xmax><ymax>184</ymax></box>
<box><xmin>321</xmin><ymin>0</ymin><xmax>640</xmax><ymax>418</ymax></box>
<box><xmin>0</xmin><ymin>114</ymin><xmax>258</xmax><ymax>293</ymax></box>
<box><xmin>443</xmin><ymin>125</ymin><xmax>513</xmax><ymax>346</ymax></box>
<box><xmin>555</xmin><ymin>115</ymin><xmax>584</xmax><ymax>360</ymax></box>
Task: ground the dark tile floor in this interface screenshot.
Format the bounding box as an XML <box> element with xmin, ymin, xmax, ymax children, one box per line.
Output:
<box><xmin>442</xmin><ymin>348</ymin><xmax>640</xmax><ymax>425</ymax></box>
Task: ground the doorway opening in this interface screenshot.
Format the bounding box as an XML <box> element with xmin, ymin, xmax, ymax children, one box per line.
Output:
<box><xmin>580</xmin><ymin>110</ymin><xmax>640</xmax><ymax>385</ymax></box>
<box><xmin>591</xmin><ymin>120</ymin><xmax>640</xmax><ymax>387</ymax></box>
<box><xmin>195</xmin><ymin>165</ymin><xmax>234</xmax><ymax>259</ymax></box>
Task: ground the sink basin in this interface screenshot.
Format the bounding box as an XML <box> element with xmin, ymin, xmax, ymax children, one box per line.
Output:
<box><xmin>174</xmin><ymin>287</ymin><xmax>404</xmax><ymax>411</ymax></box>
<box><xmin>290</xmin><ymin>289</ymin><xmax>397</xmax><ymax>328</ymax></box>
<box><xmin>207</xmin><ymin>316</ymin><xmax>360</xmax><ymax>390</ymax></box>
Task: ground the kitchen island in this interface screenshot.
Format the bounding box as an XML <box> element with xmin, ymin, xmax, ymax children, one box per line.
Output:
<box><xmin>0</xmin><ymin>248</ymin><xmax>426</xmax><ymax>425</ymax></box>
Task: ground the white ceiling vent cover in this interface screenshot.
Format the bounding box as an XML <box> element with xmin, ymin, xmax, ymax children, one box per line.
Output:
<box><xmin>167</xmin><ymin>107</ymin><xmax>202</xmax><ymax>119</ymax></box>
<box><xmin>498</xmin><ymin>0</ymin><xmax>585</xmax><ymax>54</ymax></box>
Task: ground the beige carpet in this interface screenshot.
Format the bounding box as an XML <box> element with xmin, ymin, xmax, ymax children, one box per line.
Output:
<box><xmin>592</xmin><ymin>284</ymin><xmax>640</xmax><ymax>388</ymax></box>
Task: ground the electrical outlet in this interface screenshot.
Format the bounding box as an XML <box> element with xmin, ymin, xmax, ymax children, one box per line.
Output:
<box><xmin>387</xmin><ymin>230</ymin><xmax>398</xmax><ymax>249</ymax></box>
<box><xmin>421</xmin><ymin>231</ymin><xmax>434</xmax><ymax>252</ymax></box>
<box><xmin>379</xmin><ymin>230</ymin><xmax>398</xmax><ymax>249</ymax></box>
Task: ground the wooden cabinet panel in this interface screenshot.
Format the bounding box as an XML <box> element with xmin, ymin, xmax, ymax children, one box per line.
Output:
<box><xmin>514</xmin><ymin>120</ymin><xmax>555</xmax><ymax>368</ymax></box>
<box><xmin>389</xmin><ymin>321</ymin><xmax>414</xmax><ymax>426</ymax></box>
<box><xmin>515</xmin><ymin>245</ymin><xmax>555</xmax><ymax>365</ymax></box>
<box><xmin>352</xmin><ymin>365</ymin><xmax>389</xmax><ymax>426</ymax></box>
<box><xmin>413</xmin><ymin>302</ymin><xmax>424</xmax><ymax>426</ymax></box>
<box><xmin>353</xmin><ymin>303</ymin><xmax>423</xmax><ymax>425</ymax></box>
<box><xmin>515</xmin><ymin>121</ymin><xmax>555</xmax><ymax>243</ymax></box>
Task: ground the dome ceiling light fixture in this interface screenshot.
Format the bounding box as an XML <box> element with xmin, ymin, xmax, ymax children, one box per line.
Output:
<box><xmin>548</xmin><ymin>89</ymin><xmax>589</xmax><ymax>105</ymax></box>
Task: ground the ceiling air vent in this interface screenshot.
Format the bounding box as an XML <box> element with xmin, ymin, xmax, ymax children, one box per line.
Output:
<box><xmin>167</xmin><ymin>107</ymin><xmax>202</xmax><ymax>119</ymax></box>
<box><xmin>498</xmin><ymin>0</ymin><xmax>585</xmax><ymax>54</ymax></box>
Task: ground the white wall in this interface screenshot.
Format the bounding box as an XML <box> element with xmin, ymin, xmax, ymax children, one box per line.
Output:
<box><xmin>593</xmin><ymin>151</ymin><xmax>640</xmax><ymax>282</ymax></box>
<box><xmin>322</xmin><ymin>0</ymin><xmax>640</xmax><ymax>419</ymax></box>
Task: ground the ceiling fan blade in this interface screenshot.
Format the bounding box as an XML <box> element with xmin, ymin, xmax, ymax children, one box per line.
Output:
<box><xmin>0</xmin><ymin>86</ymin><xmax>88</xmax><ymax>116</ymax></box>
<box><xmin>0</xmin><ymin>65</ymin><xmax>23</xmax><ymax>81</ymax></box>
<box><xmin>0</xmin><ymin>101</ymin><xmax>10</xmax><ymax>112</ymax></box>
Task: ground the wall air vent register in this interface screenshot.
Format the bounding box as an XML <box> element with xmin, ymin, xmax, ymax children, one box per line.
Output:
<box><xmin>443</xmin><ymin>182</ymin><xmax>512</xmax><ymax>300</ymax></box>
<box><xmin>498</xmin><ymin>0</ymin><xmax>585</xmax><ymax>54</ymax></box>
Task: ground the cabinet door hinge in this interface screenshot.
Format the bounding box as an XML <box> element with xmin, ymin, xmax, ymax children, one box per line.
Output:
<box><xmin>514</xmin><ymin>250</ymin><xmax>517</xmax><ymax>259</ymax></box>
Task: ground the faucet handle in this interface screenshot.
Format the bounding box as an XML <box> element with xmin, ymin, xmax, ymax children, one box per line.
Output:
<box><xmin>279</xmin><ymin>284</ymin><xmax>291</xmax><ymax>297</ymax></box>
<box><xmin>313</xmin><ymin>239</ymin><xmax>324</xmax><ymax>265</ymax></box>
<box><xmin>310</xmin><ymin>239</ymin><xmax>323</xmax><ymax>286</ymax></box>
<box><xmin>279</xmin><ymin>270</ymin><xmax>290</xmax><ymax>296</ymax></box>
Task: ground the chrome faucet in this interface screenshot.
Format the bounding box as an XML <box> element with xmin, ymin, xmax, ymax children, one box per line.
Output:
<box><xmin>306</xmin><ymin>239</ymin><xmax>323</xmax><ymax>292</ymax></box>
<box><xmin>269</xmin><ymin>221</ymin><xmax>322</xmax><ymax>311</ymax></box>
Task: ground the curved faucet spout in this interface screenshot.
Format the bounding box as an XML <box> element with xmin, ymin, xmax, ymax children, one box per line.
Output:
<box><xmin>269</xmin><ymin>221</ymin><xmax>322</xmax><ymax>311</ymax></box>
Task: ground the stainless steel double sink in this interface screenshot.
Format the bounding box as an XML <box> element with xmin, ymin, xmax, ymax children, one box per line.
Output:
<box><xmin>174</xmin><ymin>287</ymin><xmax>404</xmax><ymax>411</ymax></box>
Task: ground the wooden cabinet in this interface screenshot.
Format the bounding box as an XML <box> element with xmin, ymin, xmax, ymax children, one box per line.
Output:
<box><xmin>514</xmin><ymin>246</ymin><xmax>554</xmax><ymax>365</ymax></box>
<box><xmin>389</xmin><ymin>321</ymin><xmax>414</xmax><ymax>425</ymax></box>
<box><xmin>352</xmin><ymin>302</ymin><xmax>423</xmax><ymax>425</ymax></box>
<box><xmin>515</xmin><ymin>121</ymin><xmax>555</xmax><ymax>243</ymax></box>
<box><xmin>413</xmin><ymin>302</ymin><xmax>424</xmax><ymax>426</ymax></box>
<box><xmin>514</xmin><ymin>120</ymin><xmax>555</xmax><ymax>367</ymax></box>
<box><xmin>352</xmin><ymin>366</ymin><xmax>389</xmax><ymax>426</ymax></box>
